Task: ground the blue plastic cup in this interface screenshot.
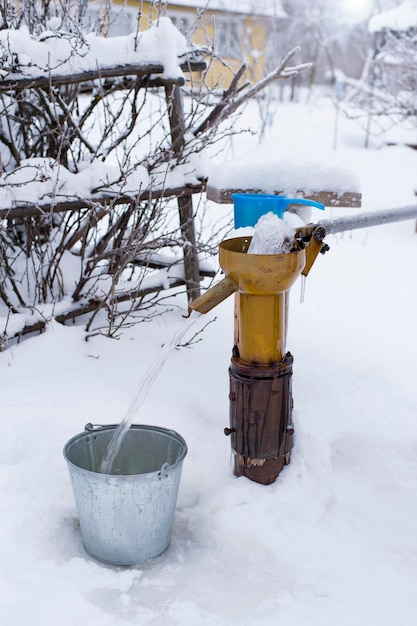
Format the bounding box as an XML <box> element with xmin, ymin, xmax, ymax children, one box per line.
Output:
<box><xmin>231</xmin><ymin>193</ymin><xmax>325</xmax><ymax>228</ymax></box>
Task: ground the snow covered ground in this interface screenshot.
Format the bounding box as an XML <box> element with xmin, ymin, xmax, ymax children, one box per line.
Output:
<box><xmin>1</xmin><ymin>94</ymin><xmax>416</xmax><ymax>626</ymax></box>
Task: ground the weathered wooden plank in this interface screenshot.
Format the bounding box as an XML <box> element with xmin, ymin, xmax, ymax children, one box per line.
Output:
<box><xmin>0</xmin><ymin>60</ymin><xmax>206</xmax><ymax>92</ymax></box>
<box><xmin>132</xmin><ymin>254</ymin><xmax>215</xmax><ymax>277</ymax></box>
<box><xmin>5</xmin><ymin>274</ymin><xmax>196</xmax><ymax>346</ymax></box>
<box><xmin>0</xmin><ymin>183</ymin><xmax>205</xmax><ymax>220</ymax></box>
<box><xmin>206</xmin><ymin>185</ymin><xmax>362</xmax><ymax>208</ymax></box>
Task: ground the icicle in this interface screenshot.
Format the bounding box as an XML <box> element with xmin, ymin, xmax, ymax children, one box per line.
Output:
<box><xmin>300</xmin><ymin>274</ymin><xmax>307</xmax><ymax>304</ymax></box>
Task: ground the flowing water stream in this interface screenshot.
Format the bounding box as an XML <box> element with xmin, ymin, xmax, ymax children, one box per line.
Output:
<box><xmin>99</xmin><ymin>310</ymin><xmax>202</xmax><ymax>474</ymax></box>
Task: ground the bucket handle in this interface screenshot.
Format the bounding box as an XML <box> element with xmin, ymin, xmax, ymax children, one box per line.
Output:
<box><xmin>84</xmin><ymin>423</ymin><xmax>118</xmax><ymax>432</ymax></box>
<box><xmin>158</xmin><ymin>462</ymin><xmax>170</xmax><ymax>480</ymax></box>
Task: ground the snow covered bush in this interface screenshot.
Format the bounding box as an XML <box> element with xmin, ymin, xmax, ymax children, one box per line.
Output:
<box><xmin>0</xmin><ymin>0</ymin><xmax>310</xmax><ymax>343</ymax></box>
<box><xmin>0</xmin><ymin>1</ymin><xmax>207</xmax><ymax>340</ymax></box>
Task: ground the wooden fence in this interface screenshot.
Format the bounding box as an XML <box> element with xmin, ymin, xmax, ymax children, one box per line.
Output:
<box><xmin>0</xmin><ymin>57</ymin><xmax>216</xmax><ymax>342</ymax></box>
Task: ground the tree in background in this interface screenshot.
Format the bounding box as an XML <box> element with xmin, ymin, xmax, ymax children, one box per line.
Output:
<box><xmin>277</xmin><ymin>0</ymin><xmax>373</xmax><ymax>89</ymax></box>
<box><xmin>336</xmin><ymin>0</ymin><xmax>417</xmax><ymax>146</ymax></box>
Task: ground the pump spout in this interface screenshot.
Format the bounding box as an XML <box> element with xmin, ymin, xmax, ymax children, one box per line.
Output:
<box><xmin>188</xmin><ymin>275</ymin><xmax>237</xmax><ymax>315</ymax></box>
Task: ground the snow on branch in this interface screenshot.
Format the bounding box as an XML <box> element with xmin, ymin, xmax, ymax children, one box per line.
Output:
<box><xmin>0</xmin><ymin>17</ymin><xmax>196</xmax><ymax>82</ymax></box>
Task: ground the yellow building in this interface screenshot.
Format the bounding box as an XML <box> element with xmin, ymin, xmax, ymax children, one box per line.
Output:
<box><xmin>92</xmin><ymin>1</ymin><xmax>288</xmax><ymax>89</ymax></box>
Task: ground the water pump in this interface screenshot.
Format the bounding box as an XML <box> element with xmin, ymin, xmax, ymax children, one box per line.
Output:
<box><xmin>189</xmin><ymin>195</ymin><xmax>325</xmax><ymax>484</ymax></box>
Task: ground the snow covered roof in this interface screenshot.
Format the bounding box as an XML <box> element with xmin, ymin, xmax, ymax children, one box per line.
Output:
<box><xmin>167</xmin><ymin>0</ymin><xmax>287</xmax><ymax>18</ymax></box>
<box><xmin>368</xmin><ymin>0</ymin><xmax>417</xmax><ymax>33</ymax></box>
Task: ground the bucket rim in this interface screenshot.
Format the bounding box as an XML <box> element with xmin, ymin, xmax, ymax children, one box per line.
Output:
<box><xmin>63</xmin><ymin>423</ymin><xmax>188</xmax><ymax>477</ymax></box>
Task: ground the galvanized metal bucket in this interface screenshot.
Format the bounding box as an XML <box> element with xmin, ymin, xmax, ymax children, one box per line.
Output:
<box><xmin>63</xmin><ymin>423</ymin><xmax>187</xmax><ymax>566</ymax></box>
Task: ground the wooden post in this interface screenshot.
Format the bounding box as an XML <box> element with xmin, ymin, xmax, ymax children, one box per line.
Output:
<box><xmin>165</xmin><ymin>84</ymin><xmax>201</xmax><ymax>302</ymax></box>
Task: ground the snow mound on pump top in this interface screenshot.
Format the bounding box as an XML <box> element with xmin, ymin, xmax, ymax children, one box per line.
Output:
<box><xmin>248</xmin><ymin>212</ymin><xmax>295</xmax><ymax>254</ymax></box>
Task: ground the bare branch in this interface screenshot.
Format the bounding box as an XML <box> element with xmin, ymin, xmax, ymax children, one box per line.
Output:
<box><xmin>193</xmin><ymin>48</ymin><xmax>312</xmax><ymax>136</ymax></box>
